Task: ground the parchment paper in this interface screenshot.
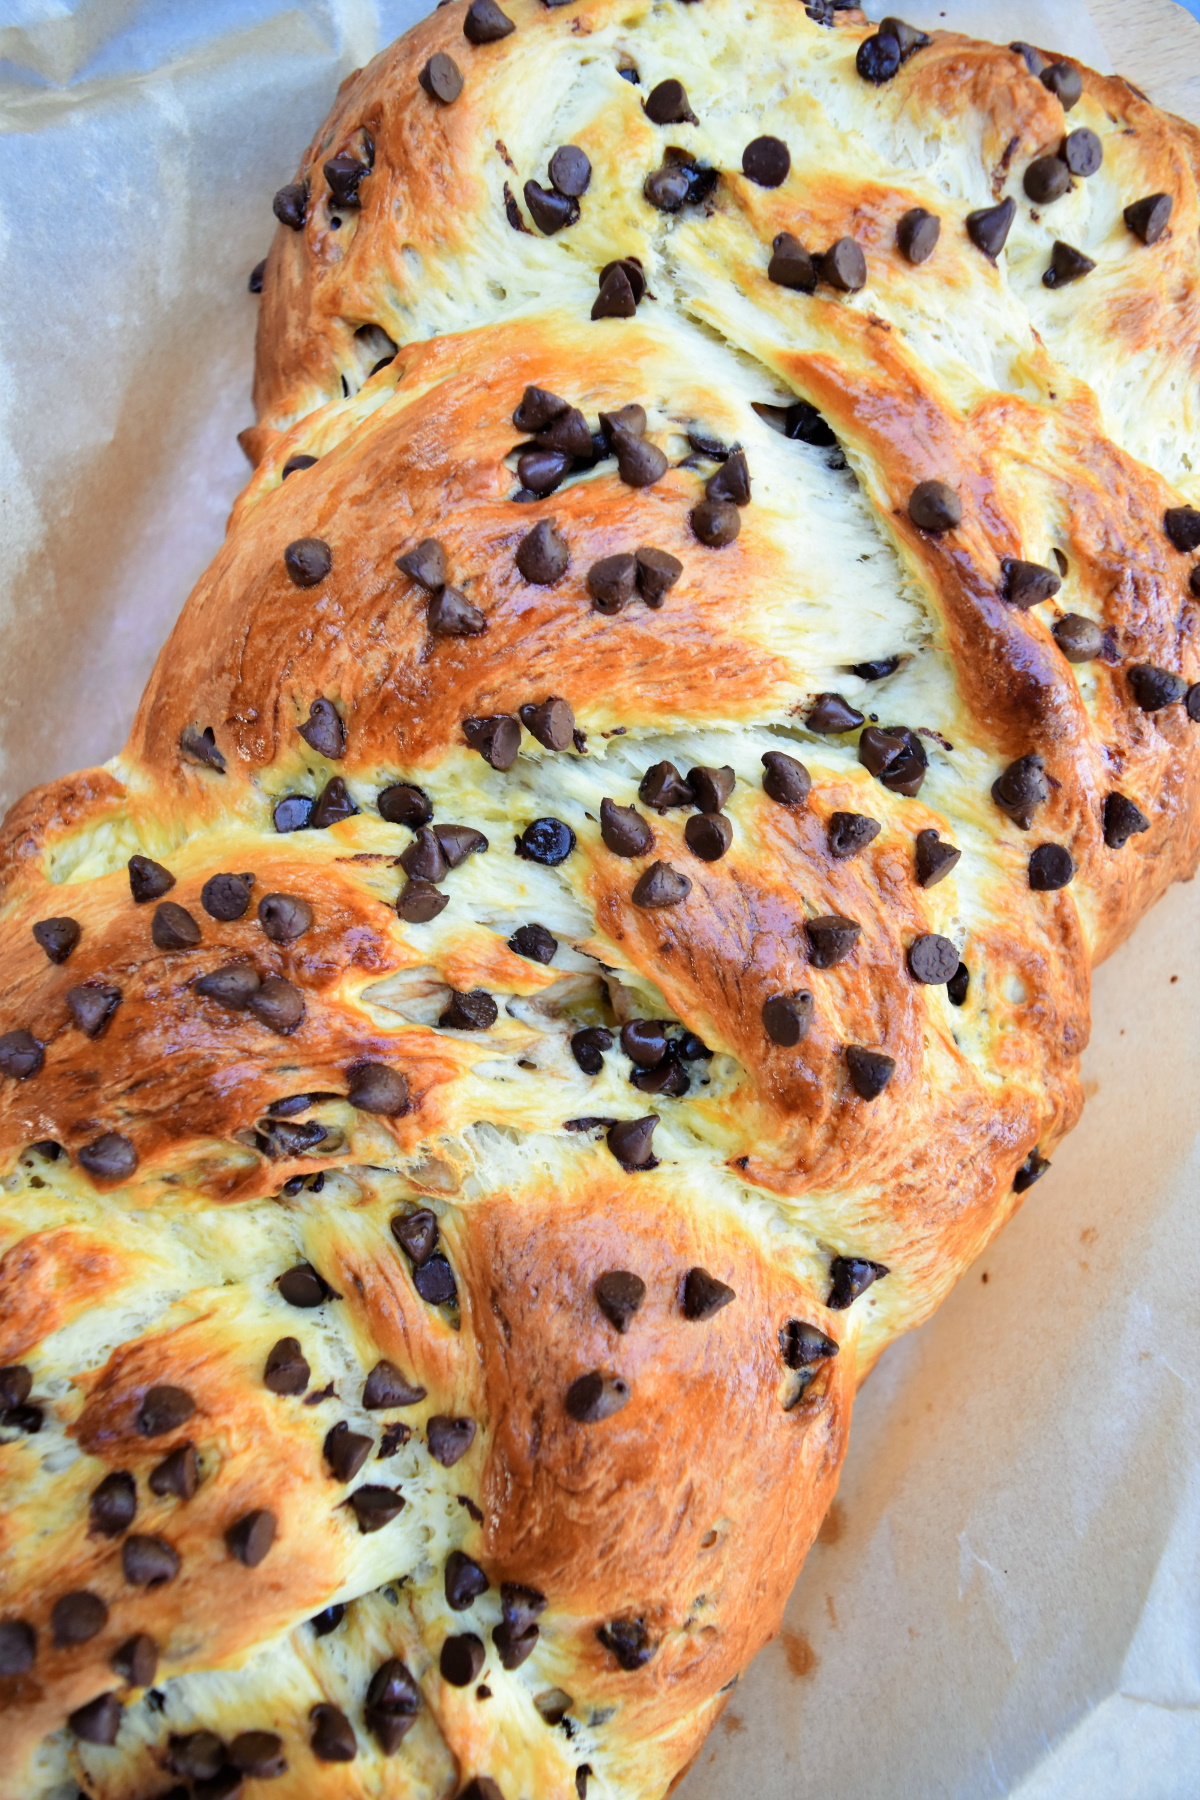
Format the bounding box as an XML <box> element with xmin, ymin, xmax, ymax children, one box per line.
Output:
<box><xmin>2</xmin><ymin>3</ymin><xmax>1197</xmax><ymax>1796</ymax></box>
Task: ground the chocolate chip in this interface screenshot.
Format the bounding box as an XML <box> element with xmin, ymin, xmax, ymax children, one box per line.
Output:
<box><xmin>592</xmin><ymin>263</ymin><xmax>638</xmax><ymax>319</ymax></box>
<box><xmin>1052</xmin><ymin>614</ymin><xmax>1104</xmax><ymax>661</ymax></box>
<box><xmin>1165</xmin><ymin>506</ymin><xmax>1200</xmax><ymax>554</ymax></box>
<box><xmin>828</xmin><ymin>812</ymin><xmax>880</xmax><ymax>860</ymax></box>
<box><xmin>1023</xmin><ymin>154</ymin><xmax>1071</xmax><ymax>204</ymax></box>
<box><xmin>827</xmin><ymin>1256</ymin><xmax>888</xmax><ymax>1309</ymax></box>
<box><xmin>78</xmin><ymin>1132</ymin><xmax>137</xmax><ymax>1182</ymax></box>
<box><xmin>856</xmin><ymin>31</ymin><xmax>901</xmax><ymax>81</ymax></box>
<box><xmin>400</xmin><ymin>826</ymin><xmax>449</xmax><ymax>883</ymax></box>
<box><xmin>122</xmin><ymin>1533</ymin><xmax>180</xmax><ymax>1588</ymax></box>
<box><xmin>516</xmin><ymin>518</ymin><xmax>569</xmax><ymax>584</ymax></box>
<box><xmin>249</xmin><ymin>259</ymin><xmax>266</xmax><ymax>293</ymax></box>
<box><xmin>907</xmin><ymin>932</ymin><xmax>959</xmax><ymax>984</ymax></box>
<box><xmin>992</xmin><ymin>752</ymin><xmax>1048</xmax><ymax>828</ymax></box>
<box><xmin>229</xmin><ymin>1732</ymin><xmax>286</xmax><ymax>1779</ymax></box>
<box><xmin>283</xmin><ymin>538</ymin><xmax>332</xmax><ymax>587</ymax></box>
<box><xmin>645</xmin><ymin>77</ymin><xmax>696</xmax><ymax>124</ymax></box>
<box><xmin>566</xmin><ymin>1371</ymin><xmax>630</xmax><ymax>1422</ymax></box>
<box><xmin>66</xmin><ymin>983</ymin><xmax>121</xmax><ymax>1042</ymax></box>
<box><xmin>278</xmin><ymin>1263</ymin><xmax>328</xmax><ymax>1307</ymax></box>
<box><xmin>618</xmin><ymin>1021</ymin><xmax>667</xmax><ymax>1072</ymax></box>
<box><xmin>0</xmin><ymin>1030</ymin><xmax>41</xmax><ymax>1078</ymax></box>
<box><xmin>822</xmin><ymin>236</ymin><xmax>867</xmax><ymax>292</ymax></box>
<box><xmin>52</xmin><ymin>1591</ymin><xmax>108</xmax><ymax>1647</ymax></box>
<box><xmin>150</xmin><ymin>1442</ymin><xmax>199</xmax><ymax>1503</ymax></box>
<box><xmin>325</xmin><ymin>1421</ymin><xmax>374</xmax><ymax>1482</ymax></box>
<box><xmin>435</xmin><ymin>823</ymin><xmax>488</xmax><ymax>868</ymax></box>
<box><xmin>169</xmin><ymin>1731</ymin><xmax>227</xmax><ymax>1780</ymax></box>
<box><xmin>1029</xmin><ymin>843</ymin><xmax>1074</xmax><ymax>890</ymax></box>
<box><xmin>706</xmin><ymin>452</ymin><xmax>750</xmax><ymax>507</ymax></box>
<box><xmin>514</xmin><ymin>388</ymin><xmax>568</xmax><ymax>435</ymax></box>
<box><xmin>843</xmin><ymin>1044</ymin><xmax>894</xmax><ymax>1101</ymax></box>
<box><xmin>519</xmin><ymin>696</ymin><xmax>575</xmax><ymax>752</ymax></box>
<box><xmin>639</xmin><ymin>761</ymin><xmax>692</xmax><ymax>810</ymax></box>
<box><xmin>762</xmin><ymin>991</ymin><xmax>814</xmax><ymax>1047</ymax></box>
<box><xmin>742</xmin><ymin>135</ymin><xmax>790</xmax><ymax>186</ymax></box>
<box><xmin>273</xmin><ymin>180</ymin><xmax>307</xmax><ymax>230</ymax></box>
<box><xmin>908</xmin><ymin>479</ymin><xmax>961</xmax><ymax>532</ymax></box>
<box><xmin>597</xmin><ymin>1617</ymin><xmax>655</xmax><ymax>1670</ymax></box>
<box><xmin>440</xmin><ymin>988</ymin><xmax>498</xmax><ymax>1030</ymax></box>
<box><xmin>151</xmin><ymin>901</ymin><xmax>201</xmax><ymax>952</ymax></box>
<box><xmin>850</xmin><ymin>655</ymin><xmax>899</xmax><ymax>680</ymax></box>
<box><xmin>685</xmin><ymin>765</ymin><xmax>734</xmax><ymax>813</ymax></box>
<box><xmin>69</xmin><ymin>1693</ymin><xmax>122</xmax><ymax>1745</ymax></box>
<box><xmin>549</xmin><ymin>144</ymin><xmax>591</xmax><ymax>197</ymax></box>
<box><xmin>691</xmin><ymin>497</ymin><xmax>741</xmax><ymax>545</ymax></box>
<box><xmin>365</xmin><ymin>1658</ymin><xmax>421</xmax><ymax>1753</ymax></box>
<box><xmin>178</xmin><ymin>725</ymin><xmax>227</xmax><ymax>776</ymax></box>
<box><xmin>134</xmin><ymin>1385</ymin><xmax>194</xmax><ymax>1439</ymax></box>
<box><xmin>524</xmin><ymin>180</ymin><xmax>579</xmax><ymax>234</ymax></box>
<box><xmin>631</xmin><ymin>552</ymin><xmax>681</xmax><ymax>616</ymax></box>
<box><xmin>310</xmin><ymin>1703</ymin><xmax>358</xmax><ymax>1763</ymax></box>
<box><xmin>396</xmin><ymin>538</ymin><xmax>447</xmax><ymax>589</ymax></box>
<box><xmin>324</xmin><ymin>152</ymin><xmax>369</xmax><ymax>209</ymax></box>
<box><xmin>1002</xmin><ymin>558</ymin><xmax>1062</xmax><ymax>609</ymax></box>
<box><xmin>683</xmin><ymin>813</ymin><xmax>731</xmax><ymax>861</ymax></box>
<box><xmin>1125</xmin><ymin>193</ymin><xmax>1172</xmax><ymax>245</ymax></box>
<box><xmin>597</xmin><ymin>799</ymin><xmax>651</xmax><ymax>859</ymax></box>
<box><xmin>420</xmin><ymin>51</ymin><xmax>463</xmax><ymax>103</ymax></box>
<box><xmin>807</xmin><ymin>692</ymin><xmax>865</xmax><ymax>733</ymax></box>
<box><xmin>576</xmin><ymin>1768</ymin><xmax>592</xmax><ymax>1798</ymax></box>
<box><xmin>805</xmin><ymin>914</ymin><xmax>861</xmax><ymax>968</ymax></box>
<box><xmin>1129</xmin><ymin>663</ymin><xmax>1187</xmax><ymax>710</ymax></box>
<box><xmin>943</xmin><ymin>961</ymin><xmax>968</xmax><ymax>1006</ymax></box>
<box><xmin>263</xmin><ymin>1338</ymin><xmax>309</xmax><ymax>1397</ymax></box>
<box><xmin>1043</xmin><ymin>240</ymin><xmax>1095</xmax><ymax>287</ymax></box>
<box><xmin>273</xmin><ymin>794</ymin><xmax>314</xmax><ymax>832</ymax></box>
<box><xmin>613</xmin><ymin>426</ymin><xmax>669</xmax><ymax>488</ymax></box>
<box><xmin>595</xmin><ymin>1270</ymin><xmax>646</xmax><ymax>1333</ymax></box>
<box><xmin>31</xmin><ymin>915</ymin><xmax>80</xmax><ymax>966</ymax></box>
<box><xmin>682</xmin><ymin>1267</ymin><xmax>735</xmax><ymax>1320</ymax></box>
<box><xmin>441</xmin><ymin>1634</ymin><xmax>485</xmax><ymax>1686</ymax></box>
<box><xmin>445</xmin><ymin>1551</ymin><xmax>490</xmax><ymax>1612</ymax></box>
<box><xmin>128</xmin><ymin>854</ymin><xmax>175</xmax><ymax>902</ymax></box>
<box><xmin>781</xmin><ymin>1320</ymin><xmax>838</xmax><ymax>1368</ymax></box>
<box><xmin>631</xmin><ymin>1051</ymin><xmax>689</xmax><ymax>1098</ymax></box>
<box><xmin>89</xmin><ymin>1470</ymin><xmax>137</xmax><ymax>1539</ymax></box>
<box><xmin>281</xmin><ymin>453</ymin><xmax>317</xmax><ymax>478</ymax></box>
<box><xmin>297</xmin><ymin>698</ymin><xmax>345</xmax><ymax>759</ymax></box>
<box><xmin>0</xmin><ymin>1366</ymin><xmax>31</xmax><ymax>1409</ymax></box>
<box><xmin>508</xmin><ymin>922</ymin><xmax>557</xmax><ymax>965</ymax></box>
<box><xmin>607</xmin><ymin>1114</ymin><xmax>658</xmax><ymax>1170</ymax></box>
<box><xmin>1103</xmin><ymin>792</ymin><xmax>1150</xmax><ymax>849</ymax></box>
<box><xmin>379</xmin><ymin>783</ymin><xmax>432</xmax><ymax>827</ymax></box>
<box><xmin>1061</xmin><ymin>127</ymin><xmax>1102</xmax><ymax>178</ymax></box>
<box><xmin>224</xmin><ymin>1508</ymin><xmax>276</xmax><ymax>1567</ymax></box>
<box><xmin>571</xmin><ymin>1026</ymin><xmax>613</xmax><ymax>1074</ymax></box>
<box><xmin>346</xmin><ymin>1061</ymin><xmax>409</xmax><ymax>1116</ymax></box>
<box><xmin>768</xmin><ymin>231</ymin><xmax>817</xmax><ymax>291</ymax></box>
<box><xmin>516</xmin><ymin>817</ymin><xmax>575</xmax><ymax>864</ymax></box>
<box><xmin>194</xmin><ymin>962</ymin><xmax>259</xmax><ymax>1011</ymax></box>
<box><xmin>392</xmin><ymin>1207</ymin><xmax>438</xmax><ymax>1265</ymax></box>
<box><xmin>632</xmin><ymin>861</ymin><xmax>691</xmax><ymax>907</ymax></box>
<box><xmin>516</xmin><ymin>448</ymin><xmax>569</xmax><ymax>496</ymax></box>
<box><xmin>1041</xmin><ymin>61</ymin><xmax>1082</xmax><ymax>108</ymax></box>
<box><xmin>645</xmin><ymin>164</ymin><xmax>692</xmax><ymax>211</ymax></box>
<box><xmin>966</xmin><ymin>196</ymin><xmax>1016</xmax><ymax>259</ymax></box>
<box><xmin>414</xmin><ymin>1254</ymin><xmax>457</xmax><ymax>1306</ymax></box>
<box><xmin>311</xmin><ymin>775</ymin><xmax>357</xmax><ymax>828</ymax></box>
<box><xmin>198</xmin><ymin>874</ymin><xmax>252</xmax><ymax>923</ymax></box>
<box><xmin>761</xmin><ymin>750</ymin><xmax>812</xmax><ymax>806</ymax></box>
<box><xmin>586</xmin><ymin>553</ymin><xmax>637</xmax><ymax>613</ymax></box>
<box><xmin>1014</xmin><ymin>1148</ymin><xmax>1050</xmax><ymax>1192</ymax></box>
<box><xmin>111</xmin><ymin>1631</ymin><xmax>157</xmax><ymax>1686</ymax></box>
<box><xmin>0</xmin><ymin>1619</ymin><xmax>35</xmax><ymax>1675</ymax></box>
<box><xmin>364</xmin><ymin>1361</ymin><xmax>426</xmax><ymax>1409</ymax></box>
<box><xmin>397</xmin><ymin>879</ymin><xmax>447</xmax><ymax>923</ymax></box>
<box><xmin>464</xmin><ymin>0</ymin><xmax>514</xmax><ymax>41</ymax></box>
<box><xmin>257</xmin><ymin>893</ymin><xmax>313</xmax><ymax>944</ymax></box>
<box><xmin>427</xmin><ymin>1415</ymin><xmax>476</xmax><ymax>1466</ymax></box>
<box><xmin>896</xmin><ymin>207</ymin><xmax>940</xmax><ymax>263</ymax></box>
<box><xmin>915</xmin><ymin>829</ymin><xmax>960</xmax><ymax>888</ymax></box>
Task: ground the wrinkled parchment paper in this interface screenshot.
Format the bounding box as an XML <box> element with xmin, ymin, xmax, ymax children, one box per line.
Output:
<box><xmin>3</xmin><ymin>2</ymin><xmax>1197</xmax><ymax>1795</ymax></box>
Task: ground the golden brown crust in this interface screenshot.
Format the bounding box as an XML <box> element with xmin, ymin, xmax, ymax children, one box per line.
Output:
<box><xmin>5</xmin><ymin>2</ymin><xmax>1200</xmax><ymax>1795</ymax></box>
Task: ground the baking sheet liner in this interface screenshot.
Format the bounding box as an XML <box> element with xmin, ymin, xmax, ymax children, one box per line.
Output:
<box><xmin>2</xmin><ymin>1</ymin><xmax>1196</xmax><ymax>1794</ymax></box>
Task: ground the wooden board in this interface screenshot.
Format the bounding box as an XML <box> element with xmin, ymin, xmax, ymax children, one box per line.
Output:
<box><xmin>1092</xmin><ymin>0</ymin><xmax>1200</xmax><ymax>120</ymax></box>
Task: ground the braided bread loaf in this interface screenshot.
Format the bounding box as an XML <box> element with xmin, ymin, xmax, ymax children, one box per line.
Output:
<box><xmin>3</xmin><ymin>2</ymin><xmax>1200</xmax><ymax>1794</ymax></box>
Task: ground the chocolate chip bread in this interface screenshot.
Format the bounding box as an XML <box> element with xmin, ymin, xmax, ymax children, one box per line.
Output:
<box><xmin>4</xmin><ymin>2</ymin><xmax>1200</xmax><ymax>1795</ymax></box>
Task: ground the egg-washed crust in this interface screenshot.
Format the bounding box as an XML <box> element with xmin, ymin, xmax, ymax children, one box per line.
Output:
<box><xmin>3</xmin><ymin>0</ymin><xmax>1200</xmax><ymax>1795</ymax></box>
